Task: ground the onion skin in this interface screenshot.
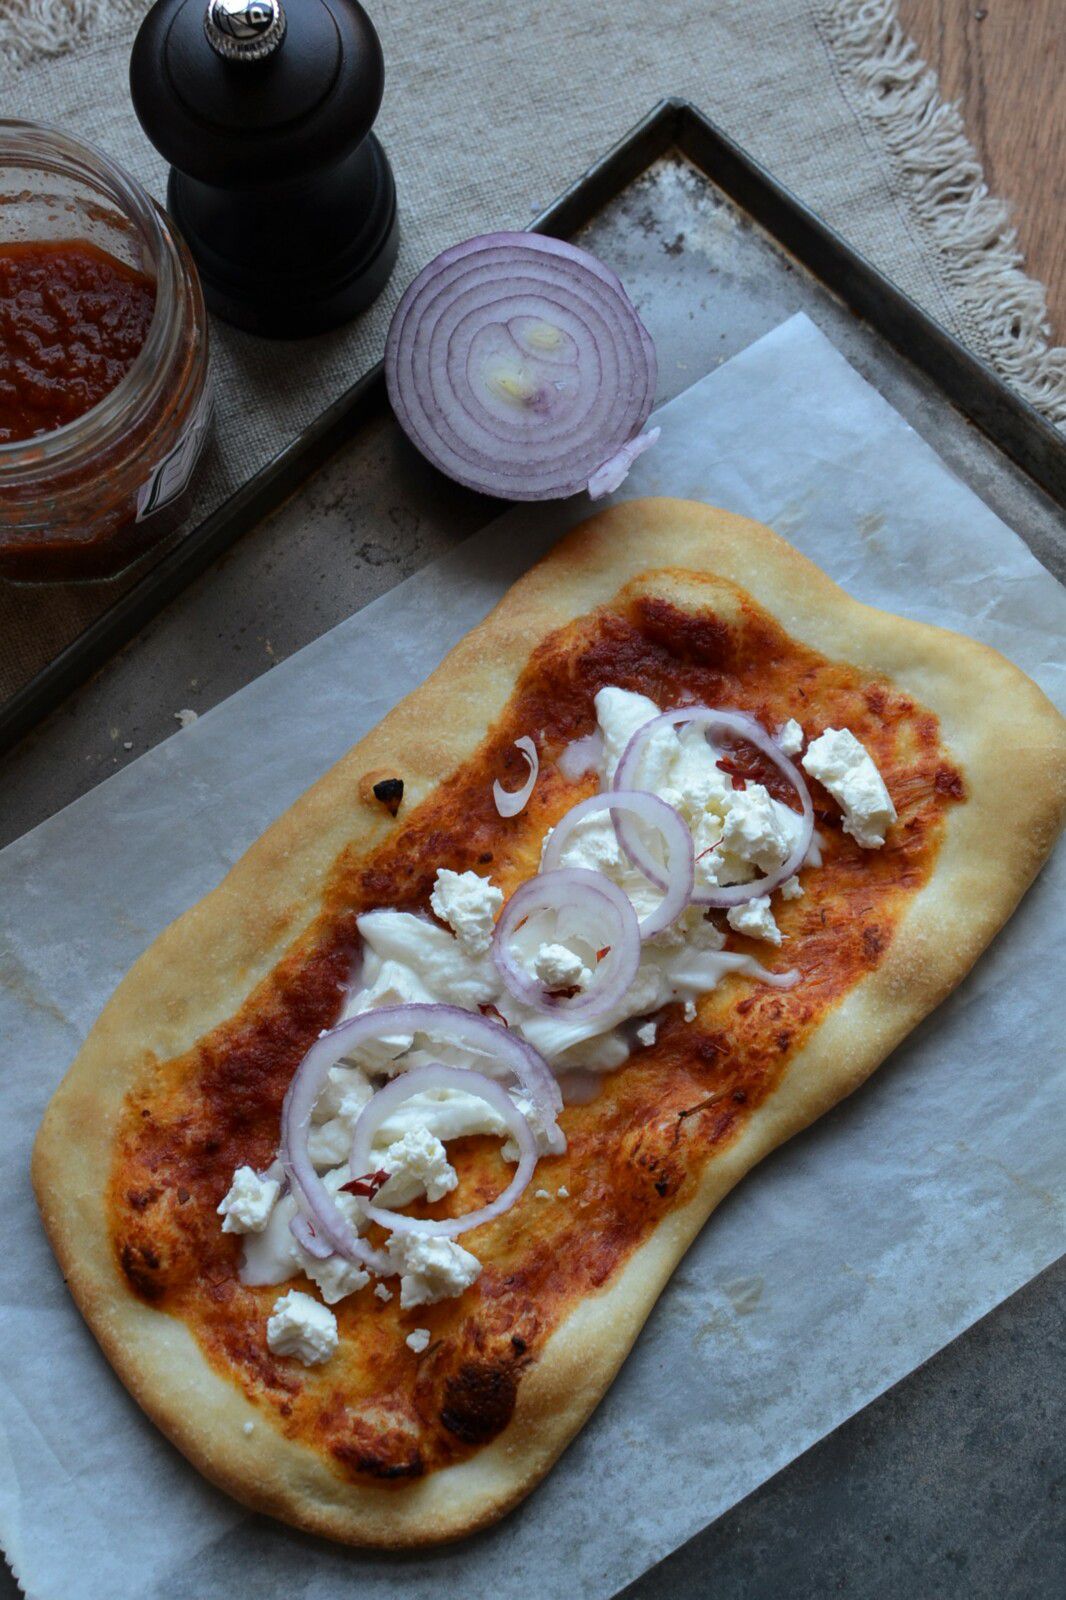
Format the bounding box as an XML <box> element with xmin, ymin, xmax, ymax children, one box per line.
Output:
<box><xmin>385</xmin><ymin>232</ymin><xmax>657</xmax><ymax>501</ymax></box>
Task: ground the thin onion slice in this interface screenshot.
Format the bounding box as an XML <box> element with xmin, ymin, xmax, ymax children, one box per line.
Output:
<box><xmin>493</xmin><ymin>735</ymin><xmax>539</xmax><ymax>817</ymax></box>
<box><xmin>385</xmin><ymin>232</ymin><xmax>657</xmax><ymax>501</ymax></box>
<box><xmin>557</xmin><ymin>730</ymin><xmax>603</xmax><ymax>779</ymax></box>
<box><xmin>350</xmin><ymin>1064</ymin><xmax>537</xmax><ymax>1239</ymax></box>
<box><xmin>540</xmin><ymin>790</ymin><xmax>693</xmax><ymax>937</ymax></box>
<box><xmin>492</xmin><ymin>866</ymin><xmax>641</xmax><ymax>1016</ymax></box>
<box><xmin>613</xmin><ymin>707</ymin><xmax>814</xmax><ymax>908</ymax></box>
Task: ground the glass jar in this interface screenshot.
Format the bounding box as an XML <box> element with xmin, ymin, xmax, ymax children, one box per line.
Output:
<box><xmin>0</xmin><ymin>120</ymin><xmax>211</xmax><ymax>582</ymax></box>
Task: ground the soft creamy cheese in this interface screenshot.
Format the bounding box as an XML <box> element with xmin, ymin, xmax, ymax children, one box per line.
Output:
<box><xmin>726</xmin><ymin>895</ymin><xmax>782</xmax><ymax>946</ymax></box>
<box><xmin>266</xmin><ymin>1290</ymin><xmax>338</xmax><ymax>1365</ymax></box>
<box><xmin>387</xmin><ymin>1232</ymin><xmax>482</xmax><ymax>1309</ymax></box>
<box><xmin>780</xmin><ymin>874</ymin><xmax>803</xmax><ymax>900</ymax></box>
<box><xmin>430</xmin><ymin>868</ymin><xmax>504</xmax><ymax>954</ymax></box>
<box><xmin>217</xmin><ymin>1166</ymin><xmax>280</xmax><ymax>1234</ymax></box>
<box><xmin>802</xmin><ymin>728</ymin><xmax>896</xmax><ymax>848</ymax></box>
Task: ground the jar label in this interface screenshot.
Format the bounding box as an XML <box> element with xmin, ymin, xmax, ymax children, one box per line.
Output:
<box><xmin>136</xmin><ymin>375</ymin><xmax>214</xmax><ymax>522</ymax></box>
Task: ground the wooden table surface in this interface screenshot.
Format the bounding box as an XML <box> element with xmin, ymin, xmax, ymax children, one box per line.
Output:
<box><xmin>900</xmin><ymin>0</ymin><xmax>1064</xmax><ymax>340</ymax></box>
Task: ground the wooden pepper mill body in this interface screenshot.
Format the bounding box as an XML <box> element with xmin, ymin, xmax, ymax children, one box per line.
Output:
<box><xmin>130</xmin><ymin>0</ymin><xmax>399</xmax><ymax>337</ymax></box>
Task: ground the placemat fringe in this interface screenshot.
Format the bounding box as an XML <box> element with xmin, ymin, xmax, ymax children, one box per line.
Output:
<box><xmin>821</xmin><ymin>0</ymin><xmax>1065</xmax><ymax>428</ymax></box>
<box><xmin>0</xmin><ymin>0</ymin><xmax>142</xmax><ymax>73</ymax></box>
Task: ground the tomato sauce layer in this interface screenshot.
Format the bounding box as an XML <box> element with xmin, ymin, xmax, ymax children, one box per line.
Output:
<box><xmin>0</xmin><ymin>240</ymin><xmax>155</xmax><ymax>444</ymax></box>
<box><xmin>109</xmin><ymin>580</ymin><xmax>964</xmax><ymax>1484</ymax></box>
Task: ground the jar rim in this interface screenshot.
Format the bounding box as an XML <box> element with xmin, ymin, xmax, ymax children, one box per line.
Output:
<box><xmin>0</xmin><ymin>119</ymin><xmax>184</xmax><ymax>475</ymax></box>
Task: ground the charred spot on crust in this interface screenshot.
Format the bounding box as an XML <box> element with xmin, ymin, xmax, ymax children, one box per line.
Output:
<box><xmin>334</xmin><ymin>1445</ymin><xmax>425</xmax><ymax>1480</ymax></box>
<box><xmin>934</xmin><ymin>764</ymin><xmax>965</xmax><ymax>800</ymax></box>
<box><xmin>357</xmin><ymin>769</ymin><xmax>405</xmax><ymax>816</ymax></box>
<box><xmin>120</xmin><ymin>1239</ymin><xmax>165</xmax><ymax>1302</ymax></box>
<box><xmin>440</xmin><ymin>1361</ymin><xmax>518</xmax><ymax>1445</ymax></box>
<box><xmin>372</xmin><ymin>777</ymin><xmax>404</xmax><ymax>816</ymax></box>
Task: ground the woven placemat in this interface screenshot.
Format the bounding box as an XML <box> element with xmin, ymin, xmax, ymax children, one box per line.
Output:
<box><xmin>2</xmin><ymin>0</ymin><xmax>1063</xmax><ymax>706</ymax></box>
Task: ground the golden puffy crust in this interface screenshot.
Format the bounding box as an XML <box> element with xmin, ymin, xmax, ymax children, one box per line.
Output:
<box><xmin>32</xmin><ymin>498</ymin><xmax>1066</xmax><ymax>1546</ymax></box>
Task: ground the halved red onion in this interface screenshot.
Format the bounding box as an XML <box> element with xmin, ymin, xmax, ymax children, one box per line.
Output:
<box><xmin>492</xmin><ymin>866</ymin><xmax>641</xmax><ymax>1016</ymax></box>
<box><xmin>540</xmin><ymin>790</ymin><xmax>693</xmax><ymax>937</ymax></box>
<box><xmin>557</xmin><ymin>730</ymin><xmax>604</xmax><ymax>780</ymax></box>
<box><xmin>350</xmin><ymin>1064</ymin><xmax>537</xmax><ymax>1239</ymax></box>
<box><xmin>279</xmin><ymin>1004</ymin><xmax>563</xmax><ymax>1260</ymax></box>
<box><xmin>613</xmin><ymin>707</ymin><xmax>814</xmax><ymax>908</ymax></box>
<box><xmin>384</xmin><ymin>233</ymin><xmax>657</xmax><ymax>501</ymax></box>
<box><xmin>493</xmin><ymin>735</ymin><xmax>539</xmax><ymax>818</ymax></box>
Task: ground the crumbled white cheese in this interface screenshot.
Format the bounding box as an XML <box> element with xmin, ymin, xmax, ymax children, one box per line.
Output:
<box><xmin>535</xmin><ymin>1188</ymin><xmax>552</xmax><ymax>1200</ymax></box>
<box><xmin>727</xmin><ymin>895</ymin><xmax>782</xmax><ymax>946</ymax></box>
<box><xmin>533</xmin><ymin>941</ymin><xmax>591</xmax><ymax>992</ymax></box>
<box><xmin>217</xmin><ymin>1166</ymin><xmax>280</xmax><ymax>1234</ymax></box>
<box><xmin>719</xmin><ymin>785</ymin><xmax>794</xmax><ymax>875</ymax></box>
<box><xmin>683</xmin><ymin>1000</ymin><xmax>697</xmax><ymax>1023</ymax></box>
<box><xmin>636</xmin><ymin>1021</ymin><xmax>658</xmax><ymax>1047</ymax></box>
<box><xmin>802</xmin><ymin>728</ymin><xmax>897</xmax><ymax>849</ymax></box>
<box><xmin>777</xmin><ymin>718</ymin><xmax>804</xmax><ymax>756</ymax></box>
<box><xmin>242</xmin><ymin>1421</ymin><xmax>255</xmax><ymax>1435</ymax></box>
<box><xmin>779</xmin><ymin>874</ymin><xmax>804</xmax><ymax>900</ymax></box>
<box><xmin>406</xmin><ymin>1327</ymin><xmax>431</xmax><ymax>1353</ymax></box>
<box><xmin>387</xmin><ymin>1232</ymin><xmax>482</xmax><ymax>1309</ymax></box>
<box><xmin>174</xmin><ymin>707</ymin><xmax>198</xmax><ymax>728</ymax></box>
<box><xmin>378</xmin><ymin>1127</ymin><xmax>459</xmax><ymax>1207</ymax></box>
<box><xmin>430</xmin><ymin>868</ymin><xmax>504</xmax><ymax>954</ymax></box>
<box><xmin>266</xmin><ymin>1291</ymin><xmax>338</xmax><ymax>1365</ymax></box>
<box><xmin>302</xmin><ymin>1253</ymin><xmax>370</xmax><ymax>1307</ymax></box>
<box><xmin>374</xmin><ymin>1283</ymin><xmax>393</xmax><ymax>1302</ymax></box>
<box><xmin>557</xmin><ymin>1185</ymin><xmax>570</xmax><ymax>1198</ymax></box>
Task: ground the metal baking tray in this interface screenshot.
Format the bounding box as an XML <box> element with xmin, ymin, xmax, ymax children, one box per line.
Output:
<box><xmin>3</xmin><ymin>96</ymin><xmax>1063</xmax><ymax>762</ymax></box>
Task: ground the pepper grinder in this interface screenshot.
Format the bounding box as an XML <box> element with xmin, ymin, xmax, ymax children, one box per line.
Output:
<box><xmin>130</xmin><ymin>0</ymin><xmax>399</xmax><ymax>337</ymax></box>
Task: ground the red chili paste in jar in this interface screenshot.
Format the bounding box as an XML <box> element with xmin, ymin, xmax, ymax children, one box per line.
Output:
<box><xmin>0</xmin><ymin>240</ymin><xmax>156</xmax><ymax>443</ymax></box>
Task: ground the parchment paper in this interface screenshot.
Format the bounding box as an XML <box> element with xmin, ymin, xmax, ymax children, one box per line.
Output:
<box><xmin>2</xmin><ymin>315</ymin><xmax>1062</xmax><ymax>1600</ymax></box>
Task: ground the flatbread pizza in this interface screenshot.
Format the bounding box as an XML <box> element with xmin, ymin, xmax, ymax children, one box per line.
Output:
<box><xmin>33</xmin><ymin>498</ymin><xmax>1066</xmax><ymax>1547</ymax></box>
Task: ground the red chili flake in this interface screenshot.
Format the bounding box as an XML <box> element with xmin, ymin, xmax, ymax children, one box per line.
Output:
<box><xmin>677</xmin><ymin>1091</ymin><xmax>725</xmax><ymax>1121</ymax></box>
<box><xmin>340</xmin><ymin>1168</ymin><xmax>390</xmax><ymax>1198</ymax></box>
<box><xmin>478</xmin><ymin>1002</ymin><xmax>509</xmax><ymax>1027</ymax></box>
<box><xmin>735</xmin><ymin>995</ymin><xmax>758</xmax><ymax>1015</ymax></box>
<box><xmin>596</xmin><ymin>946</ymin><xmax>611</xmax><ymax>961</ymax></box>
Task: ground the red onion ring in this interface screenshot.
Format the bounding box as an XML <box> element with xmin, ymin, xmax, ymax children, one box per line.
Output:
<box><xmin>280</xmin><ymin>1003</ymin><xmax>563</xmax><ymax>1264</ymax></box>
<box><xmin>350</xmin><ymin>1064</ymin><xmax>537</xmax><ymax>1239</ymax></box>
<box><xmin>492</xmin><ymin>866</ymin><xmax>641</xmax><ymax>1016</ymax></box>
<box><xmin>540</xmin><ymin>790</ymin><xmax>694</xmax><ymax>937</ymax></box>
<box><xmin>493</xmin><ymin>735</ymin><xmax>539</xmax><ymax>818</ymax></box>
<box><xmin>385</xmin><ymin>233</ymin><xmax>657</xmax><ymax>501</ymax></box>
<box><xmin>613</xmin><ymin>708</ymin><xmax>814</xmax><ymax>908</ymax></box>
